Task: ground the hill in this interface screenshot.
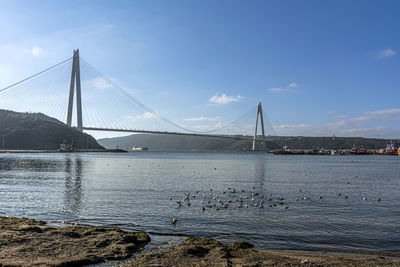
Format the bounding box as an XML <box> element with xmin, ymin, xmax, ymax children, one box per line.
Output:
<box><xmin>0</xmin><ymin>109</ymin><xmax>104</xmax><ymax>150</ymax></box>
<box><xmin>98</xmin><ymin>133</ymin><xmax>399</xmax><ymax>151</ymax></box>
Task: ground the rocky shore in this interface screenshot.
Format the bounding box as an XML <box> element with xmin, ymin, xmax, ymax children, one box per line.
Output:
<box><xmin>123</xmin><ymin>236</ymin><xmax>400</xmax><ymax>267</ymax></box>
<box><xmin>0</xmin><ymin>216</ymin><xmax>150</xmax><ymax>266</ymax></box>
<box><xmin>1</xmin><ymin>216</ymin><xmax>399</xmax><ymax>267</ymax></box>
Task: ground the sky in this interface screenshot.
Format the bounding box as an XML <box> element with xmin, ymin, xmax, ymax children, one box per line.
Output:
<box><xmin>0</xmin><ymin>0</ymin><xmax>399</xmax><ymax>139</ymax></box>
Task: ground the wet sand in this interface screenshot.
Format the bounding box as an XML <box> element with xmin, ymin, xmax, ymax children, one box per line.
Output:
<box><xmin>1</xmin><ymin>216</ymin><xmax>399</xmax><ymax>267</ymax></box>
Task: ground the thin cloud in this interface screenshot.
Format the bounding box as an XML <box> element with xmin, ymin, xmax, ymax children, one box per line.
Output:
<box><xmin>184</xmin><ymin>116</ymin><xmax>219</xmax><ymax>122</ymax></box>
<box><xmin>268</xmin><ymin>87</ymin><xmax>288</xmax><ymax>92</ymax></box>
<box><xmin>88</xmin><ymin>77</ymin><xmax>113</xmax><ymax>90</ymax></box>
<box><xmin>268</xmin><ymin>82</ymin><xmax>299</xmax><ymax>92</ymax></box>
<box><xmin>136</xmin><ymin>111</ymin><xmax>158</xmax><ymax>119</ymax></box>
<box><xmin>273</xmin><ymin>108</ymin><xmax>400</xmax><ymax>138</ymax></box>
<box><xmin>209</xmin><ymin>93</ymin><xmax>242</xmax><ymax>104</ymax></box>
<box><xmin>377</xmin><ymin>48</ymin><xmax>396</xmax><ymax>58</ymax></box>
<box><xmin>31</xmin><ymin>46</ymin><xmax>44</xmax><ymax>57</ymax></box>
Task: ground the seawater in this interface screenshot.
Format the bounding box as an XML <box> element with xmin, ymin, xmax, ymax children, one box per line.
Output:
<box><xmin>0</xmin><ymin>152</ymin><xmax>399</xmax><ymax>253</ymax></box>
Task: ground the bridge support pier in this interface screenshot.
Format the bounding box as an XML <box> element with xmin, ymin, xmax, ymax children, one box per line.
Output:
<box><xmin>252</xmin><ymin>102</ymin><xmax>266</xmax><ymax>151</ymax></box>
<box><xmin>67</xmin><ymin>49</ymin><xmax>83</xmax><ymax>132</ymax></box>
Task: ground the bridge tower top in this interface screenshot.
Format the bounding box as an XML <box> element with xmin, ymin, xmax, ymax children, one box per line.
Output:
<box><xmin>252</xmin><ymin>102</ymin><xmax>266</xmax><ymax>151</ymax></box>
<box><xmin>67</xmin><ymin>49</ymin><xmax>83</xmax><ymax>131</ymax></box>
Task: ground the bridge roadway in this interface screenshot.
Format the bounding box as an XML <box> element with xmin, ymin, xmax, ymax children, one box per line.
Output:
<box><xmin>82</xmin><ymin>127</ymin><xmax>257</xmax><ymax>141</ymax></box>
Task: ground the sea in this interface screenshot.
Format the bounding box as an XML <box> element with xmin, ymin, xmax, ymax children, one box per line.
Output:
<box><xmin>0</xmin><ymin>152</ymin><xmax>399</xmax><ymax>253</ymax></box>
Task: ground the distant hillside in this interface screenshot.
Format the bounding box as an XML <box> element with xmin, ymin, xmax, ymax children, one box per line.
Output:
<box><xmin>0</xmin><ymin>109</ymin><xmax>103</xmax><ymax>150</ymax></box>
<box><xmin>98</xmin><ymin>133</ymin><xmax>399</xmax><ymax>151</ymax></box>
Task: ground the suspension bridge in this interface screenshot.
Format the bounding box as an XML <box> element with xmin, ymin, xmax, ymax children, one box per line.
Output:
<box><xmin>0</xmin><ymin>49</ymin><xmax>268</xmax><ymax>150</ymax></box>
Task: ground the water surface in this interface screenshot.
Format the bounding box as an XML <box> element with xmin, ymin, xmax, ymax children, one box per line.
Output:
<box><xmin>0</xmin><ymin>152</ymin><xmax>399</xmax><ymax>253</ymax></box>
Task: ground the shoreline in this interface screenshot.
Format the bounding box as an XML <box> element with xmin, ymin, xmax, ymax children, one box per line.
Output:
<box><xmin>0</xmin><ymin>216</ymin><xmax>399</xmax><ymax>266</ymax></box>
<box><xmin>0</xmin><ymin>149</ymin><xmax>128</xmax><ymax>153</ymax></box>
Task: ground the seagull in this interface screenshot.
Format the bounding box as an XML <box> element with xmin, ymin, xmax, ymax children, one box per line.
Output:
<box><xmin>171</xmin><ymin>218</ymin><xmax>177</xmax><ymax>225</ymax></box>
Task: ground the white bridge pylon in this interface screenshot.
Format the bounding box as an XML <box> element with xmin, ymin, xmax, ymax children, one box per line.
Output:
<box><xmin>252</xmin><ymin>102</ymin><xmax>266</xmax><ymax>151</ymax></box>
<box><xmin>67</xmin><ymin>49</ymin><xmax>83</xmax><ymax>131</ymax></box>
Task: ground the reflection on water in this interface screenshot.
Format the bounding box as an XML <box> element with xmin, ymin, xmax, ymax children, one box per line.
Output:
<box><xmin>253</xmin><ymin>154</ymin><xmax>266</xmax><ymax>187</ymax></box>
<box><xmin>0</xmin><ymin>152</ymin><xmax>399</xmax><ymax>253</ymax></box>
<box><xmin>63</xmin><ymin>156</ymin><xmax>83</xmax><ymax>214</ymax></box>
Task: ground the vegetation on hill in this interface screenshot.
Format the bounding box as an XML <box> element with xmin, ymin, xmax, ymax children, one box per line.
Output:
<box><xmin>0</xmin><ymin>109</ymin><xmax>104</xmax><ymax>150</ymax></box>
<box><xmin>98</xmin><ymin>133</ymin><xmax>399</xmax><ymax>151</ymax></box>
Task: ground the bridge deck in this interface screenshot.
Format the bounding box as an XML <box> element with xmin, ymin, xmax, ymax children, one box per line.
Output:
<box><xmin>82</xmin><ymin>127</ymin><xmax>256</xmax><ymax>141</ymax></box>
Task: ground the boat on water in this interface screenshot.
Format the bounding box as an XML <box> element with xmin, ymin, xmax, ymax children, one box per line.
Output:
<box><xmin>58</xmin><ymin>140</ymin><xmax>74</xmax><ymax>152</ymax></box>
<box><xmin>351</xmin><ymin>146</ymin><xmax>370</xmax><ymax>155</ymax></box>
<box><xmin>374</xmin><ymin>141</ymin><xmax>398</xmax><ymax>155</ymax></box>
<box><xmin>331</xmin><ymin>149</ymin><xmax>338</xmax><ymax>155</ymax></box>
<box><xmin>132</xmin><ymin>147</ymin><xmax>148</xmax><ymax>151</ymax></box>
<box><xmin>318</xmin><ymin>148</ymin><xmax>331</xmax><ymax>155</ymax></box>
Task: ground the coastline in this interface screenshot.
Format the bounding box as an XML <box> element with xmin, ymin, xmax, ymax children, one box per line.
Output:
<box><xmin>0</xmin><ymin>216</ymin><xmax>399</xmax><ymax>266</ymax></box>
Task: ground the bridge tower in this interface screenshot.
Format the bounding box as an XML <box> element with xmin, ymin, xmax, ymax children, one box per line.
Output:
<box><xmin>67</xmin><ymin>49</ymin><xmax>83</xmax><ymax>132</ymax></box>
<box><xmin>252</xmin><ymin>102</ymin><xmax>266</xmax><ymax>151</ymax></box>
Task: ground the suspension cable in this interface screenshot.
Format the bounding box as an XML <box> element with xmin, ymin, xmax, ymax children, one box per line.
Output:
<box><xmin>80</xmin><ymin>57</ymin><xmax>255</xmax><ymax>134</ymax></box>
<box><xmin>0</xmin><ymin>57</ymin><xmax>73</xmax><ymax>93</ymax></box>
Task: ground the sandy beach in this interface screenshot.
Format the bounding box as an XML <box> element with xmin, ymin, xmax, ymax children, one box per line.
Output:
<box><xmin>0</xmin><ymin>216</ymin><xmax>399</xmax><ymax>267</ymax></box>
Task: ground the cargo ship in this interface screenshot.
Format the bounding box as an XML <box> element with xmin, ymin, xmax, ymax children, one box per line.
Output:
<box><xmin>374</xmin><ymin>141</ymin><xmax>398</xmax><ymax>155</ymax></box>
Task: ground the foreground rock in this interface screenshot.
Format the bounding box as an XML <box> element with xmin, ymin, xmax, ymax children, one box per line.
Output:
<box><xmin>123</xmin><ymin>236</ymin><xmax>400</xmax><ymax>267</ymax></box>
<box><xmin>0</xmin><ymin>216</ymin><xmax>150</xmax><ymax>266</ymax></box>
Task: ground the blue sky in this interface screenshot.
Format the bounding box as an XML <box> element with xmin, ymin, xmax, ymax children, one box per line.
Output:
<box><xmin>0</xmin><ymin>0</ymin><xmax>399</xmax><ymax>139</ymax></box>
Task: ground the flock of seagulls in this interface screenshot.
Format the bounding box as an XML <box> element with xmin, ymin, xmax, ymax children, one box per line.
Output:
<box><xmin>169</xmin><ymin>185</ymin><xmax>383</xmax><ymax>225</ymax></box>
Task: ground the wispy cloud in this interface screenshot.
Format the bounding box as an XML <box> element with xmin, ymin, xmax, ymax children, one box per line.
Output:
<box><xmin>274</xmin><ymin>108</ymin><xmax>400</xmax><ymax>138</ymax></box>
<box><xmin>268</xmin><ymin>87</ymin><xmax>288</xmax><ymax>92</ymax></box>
<box><xmin>31</xmin><ymin>46</ymin><xmax>44</xmax><ymax>57</ymax></box>
<box><xmin>88</xmin><ymin>77</ymin><xmax>113</xmax><ymax>90</ymax></box>
<box><xmin>329</xmin><ymin>108</ymin><xmax>400</xmax><ymax>126</ymax></box>
<box><xmin>136</xmin><ymin>111</ymin><xmax>158</xmax><ymax>119</ymax></box>
<box><xmin>184</xmin><ymin>116</ymin><xmax>219</xmax><ymax>122</ymax></box>
<box><xmin>209</xmin><ymin>93</ymin><xmax>242</xmax><ymax>104</ymax></box>
<box><xmin>268</xmin><ymin>82</ymin><xmax>298</xmax><ymax>92</ymax></box>
<box><xmin>377</xmin><ymin>48</ymin><xmax>396</xmax><ymax>58</ymax></box>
